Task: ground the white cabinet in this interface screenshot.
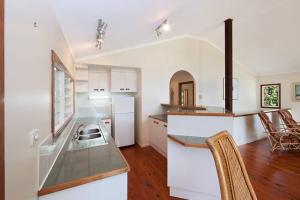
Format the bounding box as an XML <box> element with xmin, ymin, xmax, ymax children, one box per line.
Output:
<box><xmin>125</xmin><ymin>71</ymin><xmax>137</xmax><ymax>92</ymax></box>
<box><xmin>101</xmin><ymin>118</ymin><xmax>111</xmax><ymax>135</ymax></box>
<box><xmin>149</xmin><ymin>118</ymin><xmax>167</xmax><ymax>157</ymax></box>
<box><xmin>111</xmin><ymin>70</ymin><xmax>137</xmax><ymax>92</ymax></box>
<box><xmin>88</xmin><ymin>71</ymin><xmax>109</xmax><ymax>96</ymax></box>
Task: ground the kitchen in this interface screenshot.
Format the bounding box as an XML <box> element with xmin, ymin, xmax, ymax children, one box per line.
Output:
<box><xmin>37</xmin><ymin>52</ymin><xmax>140</xmax><ymax>199</ymax></box>
<box><xmin>3</xmin><ymin>1</ymin><xmax>300</xmax><ymax>200</ymax></box>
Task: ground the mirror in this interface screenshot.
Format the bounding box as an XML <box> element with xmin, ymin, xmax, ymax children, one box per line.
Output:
<box><xmin>51</xmin><ymin>50</ymin><xmax>74</xmax><ymax>139</ymax></box>
<box><xmin>170</xmin><ymin>70</ymin><xmax>195</xmax><ymax>106</ymax></box>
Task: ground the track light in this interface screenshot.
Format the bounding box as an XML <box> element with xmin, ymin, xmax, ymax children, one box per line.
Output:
<box><xmin>155</xmin><ymin>19</ymin><xmax>170</xmax><ymax>37</ymax></box>
<box><xmin>96</xmin><ymin>19</ymin><xmax>107</xmax><ymax>49</ymax></box>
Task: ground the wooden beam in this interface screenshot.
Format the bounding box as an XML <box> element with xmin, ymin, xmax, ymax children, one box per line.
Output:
<box><xmin>225</xmin><ymin>18</ymin><xmax>233</xmax><ymax>112</ymax></box>
<box><xmin>0</xmin><ymin>0</ymin><xmax>4</xmax><ymax>198</ymax></box>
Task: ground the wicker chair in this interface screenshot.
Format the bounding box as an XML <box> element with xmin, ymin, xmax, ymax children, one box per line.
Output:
<box><xmin>258</xmin><ymin>111</ymin><xmax>300</xmax><ymax>151</ymax></box>
<box><xmin>206</xmin><ymin>131</ymin><xmax>257</xmax><ymax>200</ymax></box>
<box><xmin>278</xmin><ymin>109</ymin><xmax>300</xmax><ymax>132</ymax></box>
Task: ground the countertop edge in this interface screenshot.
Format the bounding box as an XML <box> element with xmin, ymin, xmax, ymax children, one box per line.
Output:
<box><xmin>234</xmin><ymin>108</ymin><xmax>291</xmax><ymax>117</ymax></box>
<box><xmin>38</xmin><ymin>163</ymin><xmax>130</xmax><ymax>196</ymax></box>
<box><xmin>168</xmin><ymin>135</ymin><xmax>208</xmax><ymax>149</ymax></box>
<box><xmin>167</xmin><ymin>112</ymin><xmax>234</xmax><ymax>117</ymax></box>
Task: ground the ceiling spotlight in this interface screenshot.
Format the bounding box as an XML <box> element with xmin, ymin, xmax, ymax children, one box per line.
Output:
<box><xmin>155</xmin><ymin>19</ymin><xmax>170</xmax><ymax>37</ymax></box>
<box><xmin>96</xmin><ymin>19</ymin><xmax>107</xmax><ymax>49</ymax></box>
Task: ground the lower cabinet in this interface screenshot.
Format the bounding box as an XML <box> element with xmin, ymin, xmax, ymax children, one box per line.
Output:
<box><xmin>101</xmin><ymin>118</ymin><xmax>111</xmax><ymax>135</ymax></box>
<box><xmin>149</xmin><ymin>118</ymin><xmax>167</xmax><ymax>157</ymax></box>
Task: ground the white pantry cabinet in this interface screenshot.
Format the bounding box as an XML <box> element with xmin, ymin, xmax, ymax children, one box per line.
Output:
<box><xmin>88</xmin><ymin>71</ymin><xmax>110</xmax><ymax>95</ymax></box>
<box><xmin>111</xmin><ymin>70</ymin><xmax>137</xmax><ymax>92</ymax></box>
<box><xmin>149</xmin><ymin>118</ymin><xmax>167</xmax><ymax>157</ymax></box>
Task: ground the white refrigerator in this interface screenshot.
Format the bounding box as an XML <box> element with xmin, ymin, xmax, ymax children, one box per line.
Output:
<box><xmin>112</xmin><ymin>96</ymin><xmax>135</xmax><ymax>147</ymax></box>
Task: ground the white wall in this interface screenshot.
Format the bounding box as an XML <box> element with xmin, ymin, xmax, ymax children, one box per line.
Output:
<box><xmin>80</xmin><ymin>37</ymin><xmax>258</xmax><ymax>147</ymax></box>
<box><xmin>258</xmin><ymin>72</ymin><xmax>300</xmax><ymax>120</ymax></box>
<box><xmin>5</xmin><ymin>0</ymin><xmax>74</xmax><ymax>199</ymax></box>
<box><xmin>198</xmin><ymin>41</ymin><xmax>258</xmax><ymax>113</ymax></box>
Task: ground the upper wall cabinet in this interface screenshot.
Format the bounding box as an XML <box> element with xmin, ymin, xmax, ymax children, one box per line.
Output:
<box><xmin>111</xmin><ymin>69</ymin><xmax>137</xmax><ymax>92</ymax></box>
<box><xmin>88</xmin><ymin>70</ymin><xmax>110</xmax><ymax>95</ymax></box>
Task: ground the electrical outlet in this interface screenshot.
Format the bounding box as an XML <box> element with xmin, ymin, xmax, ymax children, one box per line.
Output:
<box><xmin>29</xmin><ymin>129</ymin><xmax>39</xmax><ymax>147</ymax></box>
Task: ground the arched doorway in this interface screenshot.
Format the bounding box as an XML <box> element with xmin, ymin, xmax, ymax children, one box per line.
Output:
<box><xmin>169</xmin><ymin>70</ymin><xmax>195</xmax><ymax>106</ymax></box>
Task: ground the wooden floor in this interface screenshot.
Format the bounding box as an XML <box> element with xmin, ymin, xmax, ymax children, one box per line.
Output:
<box><xmin>239</xmin><ymin>139</ymin><xmax>300</xmax><ymax>200</ymax></box>
<box><xmin>121</xmin><ymin>139</ymin><xmax>300</xmax><ymax>200</ymax></box>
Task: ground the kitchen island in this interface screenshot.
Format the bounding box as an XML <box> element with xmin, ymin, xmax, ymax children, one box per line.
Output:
<box><xmin>38</xmin><ymin>117</ymin><xmax>130</xmax><ymax>200</ymax></box>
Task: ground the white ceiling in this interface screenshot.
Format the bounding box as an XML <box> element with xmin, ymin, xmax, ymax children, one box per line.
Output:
<box><xmin>52</xmin><ymin>0</ymin><xmax>300</xmax><ymax>75</ymax></box>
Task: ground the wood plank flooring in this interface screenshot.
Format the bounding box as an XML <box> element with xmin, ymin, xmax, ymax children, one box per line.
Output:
<box><xmin>239</xmin><ymin>139</ymin><xmax>300</xmax><ymax>200</ymax></box>
<box><xmin>121</xmin><ymin>139</ymin><xmax>300</xmax><ymax>200</ymax></box>
<box><xmin>121</xmin><ymin>145</ymin><xmax>182</xmax><ymax>200</ymax></box>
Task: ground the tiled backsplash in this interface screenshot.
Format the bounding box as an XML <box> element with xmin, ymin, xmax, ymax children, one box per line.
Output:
<box><xmin>76</xmin><ymin>93</ymin><xmax>111</xmax><ymax>118</ymax></box>
<box><xmin>38</xmin><ymin>118</ymin><xmax>76</xmax><ymax>188</ymax></box>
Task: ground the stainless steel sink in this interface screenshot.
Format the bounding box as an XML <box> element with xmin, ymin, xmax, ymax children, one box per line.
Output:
<box><xmin>67</xmin><ymin>124</ymin><xmax>108</xmax><ymax>151</ymax></box>
<box><xmin>78</xmin><ymin>133</ymin><xmax>101</xmax><ymax>140</ymax></box>
<box><xmin>78</xmin><ymin>128</ymin><xmax>100</xmax><ymax>135</ymax></box>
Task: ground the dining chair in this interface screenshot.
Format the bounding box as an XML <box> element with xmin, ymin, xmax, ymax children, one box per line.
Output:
<box><xmin>206</xmin><ymin>131</ymin><xmax>257</xmax><ymax>200</ymax></box>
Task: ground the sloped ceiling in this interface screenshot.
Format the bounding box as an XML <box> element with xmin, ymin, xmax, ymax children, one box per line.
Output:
<box><xmin>52</xmin><ymin>0</ymin><xmax>300</xmax><ymax>75</ymax></box>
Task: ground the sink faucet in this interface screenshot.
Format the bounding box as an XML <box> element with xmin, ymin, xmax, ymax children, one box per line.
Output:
<box><xmin>73</xmin><ymin>124</ymin><xmax>85</xmax><ymax>140</ymax></box>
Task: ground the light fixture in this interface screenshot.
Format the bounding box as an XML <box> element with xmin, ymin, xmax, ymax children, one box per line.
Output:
<box><xmin>155</xmin><ymin>19</ymin><xmax>170</xmax><ymax>37</ymax></box>
<box><xmin>96</xmin><ymin>19</ymin><xmax>108</xmax><ymax>49</ymax></box>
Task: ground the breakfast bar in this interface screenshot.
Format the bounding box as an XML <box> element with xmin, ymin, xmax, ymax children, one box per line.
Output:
<box><xmin>166</xmin><ymin>106</ymin><xmax>233</xmax><ymax>200</ymax></box>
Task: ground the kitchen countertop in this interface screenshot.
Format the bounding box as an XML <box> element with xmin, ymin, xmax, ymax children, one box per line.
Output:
<box><xmin>168</xmin><ymin>134</ymin><xmax>208</xmax><ymax>148</ymax></box>
<box><xmin>165</xmin><ymin>106</ymin><xmax>234</xmax><ymax>117</ymax></box>
<box><xmin>38</xmin><ymin>117</ymin><xmax>130</xmax><ymax>196</ymax></box>
<box><xmin>149</xmin><ymin>114</ymin><xmax>168</xmax><ymax>123</ymax></box>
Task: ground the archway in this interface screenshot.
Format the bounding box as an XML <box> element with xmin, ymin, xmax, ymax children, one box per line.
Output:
<box><xmin>169</xmin><ymin>70</ymin><xmax>195</xmax><ymax>106</ymax></box>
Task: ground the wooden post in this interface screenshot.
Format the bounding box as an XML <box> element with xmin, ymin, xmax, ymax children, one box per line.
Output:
<box><xmin>225</xmin><ymin>18</ymin><xmax>233</xmax><ymax>112</ymax></box>
<box><xmin>0</xmin><ymin>0</ymin><xmax>4</xmax><ymax>199</ymax></box>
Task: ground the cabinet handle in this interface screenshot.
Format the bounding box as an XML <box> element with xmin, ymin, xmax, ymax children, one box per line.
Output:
<box><xmin>94</xmin><ymin>89</ymin><xmax>99</xmax><ymax>91</ymax></box>
<box><xmin>100</xmin><ymin>89</ymin><xmax>105</xmax><ymax>91</ymax></box>
<box><xmin>105</xmin><ymin>122</ymin><xmax>110</xmax><ymax>124</ymax></box>
<box><xmin>120</xmin><ymin>88</ymin><xmax>124</xmax><ymax>91</ymax></box>
<box><xmin>126</xmin><ymin>88</ymin><xmax>130</xmax><ymax>91</ymax></box>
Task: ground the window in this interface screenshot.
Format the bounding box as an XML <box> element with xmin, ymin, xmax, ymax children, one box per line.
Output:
<box><xmin>51</xmin><ymin>50</ymin><xmax>74</xmax><ymax>138</ymax></box>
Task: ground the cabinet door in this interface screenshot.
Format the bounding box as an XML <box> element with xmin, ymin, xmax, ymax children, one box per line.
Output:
<box><xmin>98</xmin><ymin>71</ymin><xmax>109</xmax><ymax>92</ymax></box>
<box><xmin>89</xmin><ymin>71</ymin><xmax>109</xmax><ymax>95</ymax></box>
<box><xmin>101</xmin><ymin>118</ymin><xmax>111</xmax><ymax>135</ymax></box>
<box><xmin>149</xmin><ymin>119</ymin><xmax>157</xmax><ymax>145</ymax></box>
<box><xmin>111</xmin><ymin>71</ymin><xmax>126</xmax><ymax>92</ymax></box>
<box><xmin>161</xmin><ymin>123</ymin><xmax>168</xmax><ymax>155</ymax></box>
<box><xmin>125</xmin><ymin>71</ymin><xmax>137</xmax><ymax>92</ymax></box>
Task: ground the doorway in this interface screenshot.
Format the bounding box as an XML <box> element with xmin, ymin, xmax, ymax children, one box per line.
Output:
<box><xmin>169</xmin><ymin>70</ymin><xmax>195</xmax><ymax>107</ymax></box>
